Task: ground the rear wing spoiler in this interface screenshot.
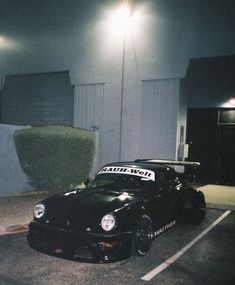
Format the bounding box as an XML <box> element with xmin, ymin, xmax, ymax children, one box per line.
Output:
<box><xmin>134</xmin><ymin>159</ymin><xmax>200</xmax><ymax>168</ymax></box>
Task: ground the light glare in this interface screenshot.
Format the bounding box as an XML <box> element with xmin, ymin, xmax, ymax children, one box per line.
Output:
<box><xmin>229</xmin><ymin>98</ymin><xmax>235</xmax><ymax>106</ymax></box>
<box><xmin>0</xmin><ymin>36</ymin><xmax>22</xmax><ymax>49</ymax></box>
<box><xmin>116</xmin><ymin>5</ymin><xmax>131</xmax><ymax>18</ymax></box>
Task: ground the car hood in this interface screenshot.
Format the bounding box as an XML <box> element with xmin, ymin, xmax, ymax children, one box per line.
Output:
<box><xmin>38</xmin><ymin>188</ymin><xmax>140</xmax><ymax>231</ymax></box>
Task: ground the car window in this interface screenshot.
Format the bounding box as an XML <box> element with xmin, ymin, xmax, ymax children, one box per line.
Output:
<box><xmin>89</xmin><ymin>173</ymin><xmax>155</xmax><ymax>193</ymax></box>
<box><xmin>156</xmin><ymin>171</ymin><xmax>175</xmax><ymax>198</ymax></box>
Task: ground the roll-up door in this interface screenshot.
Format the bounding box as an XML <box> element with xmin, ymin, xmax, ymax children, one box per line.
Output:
<box><xmin>2</xmin><ymin>71</ymin><xmax>73</xmax><ymax>126</ymax></box>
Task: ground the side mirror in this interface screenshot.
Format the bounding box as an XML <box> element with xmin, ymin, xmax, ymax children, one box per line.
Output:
<box><xmin>84</xmin><ymin>178</ymin><xmax>91</xmax><ymax>186</ymax></box>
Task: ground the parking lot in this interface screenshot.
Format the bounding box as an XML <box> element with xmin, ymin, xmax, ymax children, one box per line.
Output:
<box><xmin>0</xmin><ymin>208</ymin><xmax>234</xmax><ymax>285</ymax></box>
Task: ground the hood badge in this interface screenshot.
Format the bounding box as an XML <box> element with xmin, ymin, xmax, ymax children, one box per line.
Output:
<box><xmin>66</xmin><ymin>220</ymin><xmax>71</xmax><ymax>226</ymax></box>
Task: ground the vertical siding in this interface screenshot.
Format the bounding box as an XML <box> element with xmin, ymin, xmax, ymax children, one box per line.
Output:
<box><xmin>74</xmin><ymin>83</ymin><xmax>105</xmax><ymax>166</ymax></box>
<box><xmin>140</xmin><ymin>79</ymin><xmax>180</xmax><ymax>159</ymax></box>
<box><xmin>2</xmin><ymin>72</ymin><xmax>73</xmax><ymax>126</ymax></box>
<box><xmin>74</xmin><ymin>83</ymin><xmax>104</xmax><ymax>131</ymax></box>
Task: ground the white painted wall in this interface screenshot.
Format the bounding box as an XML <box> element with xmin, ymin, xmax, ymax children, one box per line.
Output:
<box><xmin>0</xmin><ymin>124</ymin><xmax>99</xmax><ymax>195</ymax></box>
<box><xmin>0</xmin><ymin>124</ymin><xmax>33</xmax><ymax>195</ymax></box>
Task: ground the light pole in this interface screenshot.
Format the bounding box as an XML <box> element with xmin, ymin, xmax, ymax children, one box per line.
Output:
<box><xmin>117</xmin><ymin>1</ymin><xmax>132</xmax><ymax>161</ymax></box>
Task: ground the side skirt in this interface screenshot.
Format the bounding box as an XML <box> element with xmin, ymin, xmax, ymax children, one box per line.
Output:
<box><xmin>154</xmin><ymin>220</ymin><xmax>176</xmax><ymax>237</ymax></box>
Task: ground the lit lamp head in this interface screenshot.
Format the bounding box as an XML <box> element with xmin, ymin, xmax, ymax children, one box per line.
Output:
<box><xmin>229</xmin><ymin>97</ymin><xmax>235</xmax><ymax>106</ymax></box>
<box><xmin>108</xmin><ymin>1</ymin><xmax>134</xmax><ymax>38</ymax></box>
<box><xmin>116</xmin><ymin>5</ymin><xmax>132</xmax><ymax>18</ymax></box>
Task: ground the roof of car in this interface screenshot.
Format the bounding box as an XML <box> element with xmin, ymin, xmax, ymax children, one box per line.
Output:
<box><xmin>104</xmin><ymin>161</ymin><xmax>171</xmax><ymax>172</ymax></box>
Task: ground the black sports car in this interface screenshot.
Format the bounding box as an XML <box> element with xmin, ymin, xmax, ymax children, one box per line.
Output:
<box><xmin>27</xmin><ymin>159</ymin><xmax>206</xmax><ymax>263</ymax></box>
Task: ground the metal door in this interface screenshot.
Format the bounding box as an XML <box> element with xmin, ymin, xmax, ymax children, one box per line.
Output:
<box><xmin>216</xmin><ymin>125</ymin><xmax>235</xmax><ymax>185</ymax></box>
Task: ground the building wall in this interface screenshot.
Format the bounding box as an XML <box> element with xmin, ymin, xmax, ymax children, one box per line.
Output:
<box><xmin>0</xmin><ymin>0</ymin><xmax>235</xmax><ymax>168</ymax></box>
<box><xmin>0</xmin><ymin>90</ymin><xmax>2</xmax><ymax>122</ymax></box>
<box><xmin>1</xmin><ymin>1</ymin><xmax>234</xmax><ymax>80</ymax></box>
<box><xmin>0</xmin><ymin>124</ymin><xmax>33</xmax><ymax>195</ymax></box>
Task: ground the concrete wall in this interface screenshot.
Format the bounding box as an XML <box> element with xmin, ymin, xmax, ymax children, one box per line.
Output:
<box><xmin>0</xmin><ymin>124</ymin><xmax>99</xmax><ymax>195</ymax></box>
<box><xmin>1</xmin><ymin>1</ymin><xmax>234</xmax><ymax>79</ymax></box>
<box><xmin>0</xmin><ymin>124</ymin><xmax>33</xmax><ymax>195</ymax></box>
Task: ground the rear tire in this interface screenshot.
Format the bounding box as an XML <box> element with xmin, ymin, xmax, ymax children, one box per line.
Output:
<box><xmin>132</xmin><ymin>215</ymin><xmax>154</xmax><ymax>256</ymax></box>
<box><xmin>179</xmin><ymin>190</ymin><xmax>206</xmax><ymax>225</ymax></box>
<box><xmin>192</xmin><ymin>191</ymin><xmax>206</xmax><ymax>225</ymax></box>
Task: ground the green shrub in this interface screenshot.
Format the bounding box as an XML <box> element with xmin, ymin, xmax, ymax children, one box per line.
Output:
<box><xmin>14</xmin><ymin>126</ymin><xmax>96</xmax><ymax>192</ymax></box>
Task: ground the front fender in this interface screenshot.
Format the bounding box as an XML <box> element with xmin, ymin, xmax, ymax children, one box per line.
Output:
<box><xmin>113</xmin><ymin>200</ymin><xmax>148</xmax><ymax>233</ymax></box>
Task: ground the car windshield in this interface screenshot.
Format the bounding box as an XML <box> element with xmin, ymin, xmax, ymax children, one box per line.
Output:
<box><xmin>89</xmin><ymin>173</ymin><xmax>155</xmax><ymax>193</ymax></box>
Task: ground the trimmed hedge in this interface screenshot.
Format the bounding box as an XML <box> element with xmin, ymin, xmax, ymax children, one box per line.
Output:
<box><xmin>14</xmin><ymin>126</ymin><xmax>96</xmax><ymax>192</ymax></box>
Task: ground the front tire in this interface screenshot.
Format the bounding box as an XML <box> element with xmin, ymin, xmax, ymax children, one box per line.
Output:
<box><xmin>132</xmin><ymin>215</ymin><xmax>154</xmax><ymax>256</ymax></box>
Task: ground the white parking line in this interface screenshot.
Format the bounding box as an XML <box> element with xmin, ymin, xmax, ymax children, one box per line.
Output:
<box><xmin>141</xmin><ymin>210</ymin><xmax>231</xmax><ymax>281</ymax></box>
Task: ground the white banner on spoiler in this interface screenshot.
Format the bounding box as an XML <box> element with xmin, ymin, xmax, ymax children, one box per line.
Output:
<box><xmin>98</xmin><ymin>166</ymin><xmax>155</xmax><ymax>181</ymax></box>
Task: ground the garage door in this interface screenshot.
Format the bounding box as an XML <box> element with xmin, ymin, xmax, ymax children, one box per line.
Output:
<box><xmin>2</xmin><ymin>71</ymin><xmax>74</xmax><ymax>126</ymax></box>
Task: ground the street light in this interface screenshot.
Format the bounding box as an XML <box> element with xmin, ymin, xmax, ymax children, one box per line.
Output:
<box><xmin>229</xmin><ymin>97</ymin><xmax>235</xmax><ymax>106</ymax></box>
<box><xmin>116</xmin><ymin>4</ymin><xmax>132</xmax><ymax>18</ymax></box>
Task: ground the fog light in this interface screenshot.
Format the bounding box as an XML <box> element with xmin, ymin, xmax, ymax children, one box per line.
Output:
<box><xmin>100</xmin><ymin>241</ymin><xmax>121</xmax><ymax>250</ymax></box>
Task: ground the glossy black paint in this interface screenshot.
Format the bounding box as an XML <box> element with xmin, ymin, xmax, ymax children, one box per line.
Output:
<box><xmin>27</xmin><ymin>161</ymin><xmax>204</xmax><ymax>263</ymax></box>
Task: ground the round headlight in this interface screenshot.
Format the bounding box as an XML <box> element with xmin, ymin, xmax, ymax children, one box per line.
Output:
<box><xmin>34</xmin><ymin>203</ymin><xmax>45</xmax><ymax>219</ymax></box>
<box><xmin>101</xmin><ymin>214</ymin><xmax>116</xmax><ymax>232</ymax></box>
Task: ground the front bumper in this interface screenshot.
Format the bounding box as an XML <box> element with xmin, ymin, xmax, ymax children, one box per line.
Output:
<box><xmin>27</xmin><ymin>221</ymin><xmax>133</xmax><ymax>263</ymax></box>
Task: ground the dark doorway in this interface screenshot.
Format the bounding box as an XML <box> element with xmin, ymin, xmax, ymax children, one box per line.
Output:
<box><xmin>186</xmin><ymin>108</ymin><xmax>217</xmax><ymax>184</ymax></box>
<box><xmin>187</xmin><ymin>108</ymin><xmax>235</xmax><ymax>185</ymax></box>
<box><xmin>216</xmin><ymin>110</ymin><xmax>235</xmax><ymax>185</ymax></box>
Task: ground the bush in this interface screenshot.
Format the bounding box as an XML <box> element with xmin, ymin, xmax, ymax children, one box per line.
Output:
<box><xmin>14</xmin><ymin>126</ymin><xmax>96</xmax><ymax>192</ymax></box>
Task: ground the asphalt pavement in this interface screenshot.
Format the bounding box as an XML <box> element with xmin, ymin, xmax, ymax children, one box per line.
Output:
<box><xmin>0</xmin><ymin>192</ymin><xmax>49</xmax><ymax>235</ymax></box>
